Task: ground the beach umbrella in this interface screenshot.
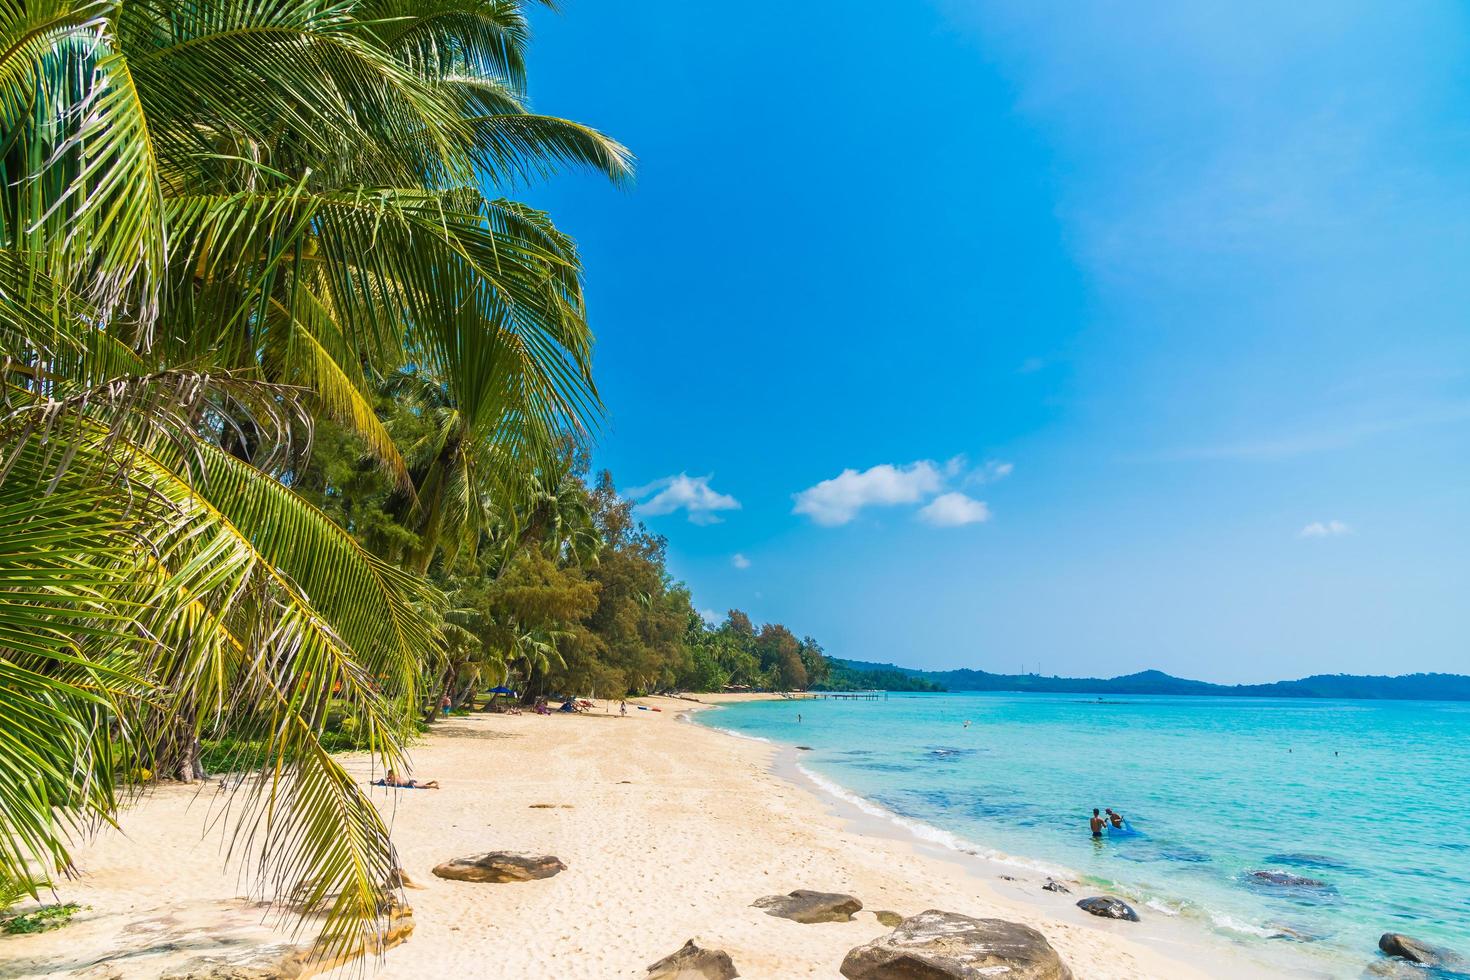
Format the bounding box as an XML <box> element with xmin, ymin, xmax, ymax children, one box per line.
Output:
<box><xmin>490</xmin><ymin>686</ymin><xmax>516</xmax><ymax>695</ymax></box>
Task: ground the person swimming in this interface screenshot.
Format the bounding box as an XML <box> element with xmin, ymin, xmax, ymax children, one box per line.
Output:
<box><xmin>1105</xmin><ymin>808</ymin><xmax>1125</xmax><ymax>829</ymax></box>
<box><xmin>1090</xmin><ymin>808</ymin><xmax>1106</xmax><ymax>838</ymax></box>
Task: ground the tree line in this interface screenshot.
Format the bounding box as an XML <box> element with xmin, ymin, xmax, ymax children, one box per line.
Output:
<box><xmin>295</xmin><ymin>412</ymin><xmax>837</xmax><ymax>705</ymax></box>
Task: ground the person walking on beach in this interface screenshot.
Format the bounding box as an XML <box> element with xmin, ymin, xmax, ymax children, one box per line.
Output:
<box><xmin>1090</xmin><ymin>809</ymin><xmax>1106</xmax><ymax>838</ymax></box>
<box><xmin>619</xmin><ymin>700</ymin><xmax>627</xmax><ymax>717</ymax></box>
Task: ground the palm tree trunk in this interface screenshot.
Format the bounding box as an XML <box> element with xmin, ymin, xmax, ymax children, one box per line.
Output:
<box><xmin>160</xmin><ymin>707</ymin><xmax>207</xmax><ymax>782</ymax></box>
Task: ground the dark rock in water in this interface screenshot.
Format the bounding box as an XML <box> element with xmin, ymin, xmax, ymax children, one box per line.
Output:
<box><xmin>1248</xmin><ymin>870</ymin><xmax>1329</xmax><ymax>889</ymax></box>
<box><xmin>646</xmin><ymin>939</ymin><xmax>740</xmax><ymax>979</ymax></box>
<box><xmin>873</xmin><ymin>910</ymin><xmax>904</xmax><ymax>927</ymax></box>
<box><xmin>1379</xmin><ymin>933</ymin><xmax>1470</xmax><ymax>971</ymax></box>
<box><xmin>1265</xmin><ymin>924</ymin><xmax>1321</xmax><ymax>942</ymax></box>
<box><xmin>432</xmin><ymin>851</ymin><xmax>566</xmax><ymax>882</ymax></box>
<box><xmin>1158</xmin><ymin>847</ymin><xmax>1212</xmax><ymax>864</ymax></box>
<box><xmin>794</xmin><ymin>745</ymin><xmax>813</xmax><ymax>750</ymax></box>
<box><xmin>840</xmin><ymin>909</ymin><xmax>1074</xmax><ymax>979</ymax></box>
<box><xmin>1263</xmin><ymin>852</ymin><xmax>1350</xmax><ymax>870</ymax></box>
<box><xmin>1076</xmin><ymin>896</ymin><xmax>1140</xmax><ymax>921</ymax></box>
<box><xmin>1042</xmin><ymin>880</ymin><xmax>1071</xmax><ymax>894</ymax></box>
<box><xmin>752</xmin><ymin>889</ymin><xmax>863</xmax><ymax>923</ymax></box>
<box><xmin>850</xmin><ymin>761</ymin><xmax>919</xmax><ymax>773</ymax></box>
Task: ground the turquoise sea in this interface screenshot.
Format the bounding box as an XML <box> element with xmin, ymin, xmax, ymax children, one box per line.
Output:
<box><xmin>699</xmin><ymin>693</ymin><xmax>1470</xmax><ymax>976</ymax></box>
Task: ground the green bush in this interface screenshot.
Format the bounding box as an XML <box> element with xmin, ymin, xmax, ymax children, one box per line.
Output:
<box><xmin>3</xmin><ymin>903</ymin><xmax>82</xmax><ymax>935</ymax></box>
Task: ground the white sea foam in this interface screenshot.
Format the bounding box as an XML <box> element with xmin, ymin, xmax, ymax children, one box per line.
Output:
<box><xmin>794</xmin><ymin>762</ymin><xmax>1070</xmax><ymax>879</ymax></box>
<box><xmin>702</xmin><ymin>724</ymin><xmax>772</xmax><ymax>744</ymax></box>
<box><xmin>1145</xmin><ymin>898</ymin><xmax>1182</xmax><ymax>916</ymax></box>
<box><xmin>1210</xmin><ymin>913</ymin><xmax>1277</xmax><ymax>939</ymax></box>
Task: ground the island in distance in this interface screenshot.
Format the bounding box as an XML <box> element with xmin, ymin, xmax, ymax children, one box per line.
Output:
<box><xmin>829</xmin><ymin>661</ymin><xmax>1470</xmax><ymax>702</ymax></box>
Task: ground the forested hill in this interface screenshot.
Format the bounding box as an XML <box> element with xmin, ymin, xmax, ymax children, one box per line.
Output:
<box><xmin>834</xmin><ymin>661</ymin><xmax>1470</xmax><ymax>701</ymax></box>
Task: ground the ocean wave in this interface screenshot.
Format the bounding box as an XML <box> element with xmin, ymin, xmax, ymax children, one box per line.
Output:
<box><xmin>701</xmin><ymin>723</ymin><xmax>772</xmax><ymax>744</ymax></box>
<box><xmin>794</xmin><ymin>763</ymin><xmax>1069</xmax><ymax>879</ymax></box>
<box><xmin>1210</xmin><ymin>913</ymin><xmax>1278</xmax><ymax>939</ymax></box>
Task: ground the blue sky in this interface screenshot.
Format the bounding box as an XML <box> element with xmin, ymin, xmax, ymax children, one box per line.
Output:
<box><xmin>518</xmin><ymin>1</ymin><xmax>1470</xmax><ymax>683</ymax></box>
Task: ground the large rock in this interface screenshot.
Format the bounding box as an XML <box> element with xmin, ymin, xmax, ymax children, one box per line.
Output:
<box><xmin>646</xmin><ymin>939</ymin><xmax>740</xmax><ymax>979</ymax></box>
<box><xmin>752</xmin><ymin>889</ymin><xmax>863</xmax><ymax>923</ymax></box>
<box><xmin>433</xmin><ymin>851</ymin><xmax>566</xmax><ymax>882</ymax></box>
<box><xmin>1076</xmin><ymin>896</ymin><xmax>1139</xmax><ymax>921</ymax></box>
<box><xmin>840</xmin><ymin>909</ymin><xmax>1073</xmax><ymax>980</ymax></box>
<box><xmin>1379</xmin><ymin>933</ymin><xmax>1470</xmax><ymax>971</ymax></box>
<box><xmin>1042</xmin><ymin>880</ymin><xmax>1070</xmax><ymax>894</ymax></box>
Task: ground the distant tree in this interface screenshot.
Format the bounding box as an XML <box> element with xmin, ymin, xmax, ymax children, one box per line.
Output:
<box><xmin>726</xmin><ymin>609</ymin><xmax>755</xmax><ymax>638</ymax></box>
<box><xmin>799</xmin><ymin>636</ymin><xmax>831</xmax><ymax>688</ymax></box>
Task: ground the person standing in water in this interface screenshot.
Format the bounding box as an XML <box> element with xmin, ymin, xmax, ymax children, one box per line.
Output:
<box><xmin>1105</xmin><ymin>808</ymin><xmax>1125</xmax><ymax>829</ymax></box>
<box><xmin>1090</xmin><ymin>809</ymin><xmax>1106</xmax><ymax>839</ymax></box>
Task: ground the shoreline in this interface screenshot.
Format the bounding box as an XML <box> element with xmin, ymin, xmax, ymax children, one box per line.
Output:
<box><xmin>692</xmin><ymin>696</ymin><xmax>1335</xmax><ymax>979</ymax></box>
<box><xmin>2</xmin><ymin>694</ymin><xmax>1323</xmax><ymax>978</ymax></box>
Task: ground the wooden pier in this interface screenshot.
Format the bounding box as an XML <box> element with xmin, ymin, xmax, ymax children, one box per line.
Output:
<box><xmin>806</xmin><ymin>690</ymin><xmax>885</xmax><ymax>701</ymax></box>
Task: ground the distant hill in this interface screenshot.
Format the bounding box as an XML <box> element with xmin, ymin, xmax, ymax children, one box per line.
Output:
<box><xmin>831</xmin><ymin>660</ymin><xmax>1470</xmax><ymax>701</ymax></box>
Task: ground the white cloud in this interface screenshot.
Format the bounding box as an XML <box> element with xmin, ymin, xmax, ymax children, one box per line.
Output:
<box><xmin>629</xmin><ymin>473</ymin><xmax>740</xmax><ymax>525</ymax></box>
<box><xmin>1299</xmin><ymin>520</ymin><xmax>1351</xmax><ymax>538</ymax></box>
<box><xmin>919</xmin><ymin>492</ymin><xmax>993</xmax><ymax>527</ymax></box>
<box><xmin>792</xmin><ymin>461</ymin><xmax>945</xmax><ymax>526</ymax></box>
<box><xmin>731</xmin><ymin>553</ymin><xmax>751</xmax><ymax>569</ymax></box>
<box><xmin>699</xmin><ymin>609</ymin><xmax>722</xmax><ymax>626</ymax></box>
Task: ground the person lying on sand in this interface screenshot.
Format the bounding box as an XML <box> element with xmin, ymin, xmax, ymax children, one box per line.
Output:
<box><xmin>1090</xmin><ymin>808</ymin><xmax>1106</xmax><ymax>838</ymax></box>
<box><xmin>1106</xmin><ymin>808</ymin><xmax>1125</xmax><ymax>829</ymax></box>
<box><xmin>373</xmin><ymin>769</ymin><xmax>439</xmax><ymax>790</ymax></box>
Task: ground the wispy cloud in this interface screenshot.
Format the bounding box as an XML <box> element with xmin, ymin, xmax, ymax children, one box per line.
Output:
<box><xmin>1300</xmin><ymin>520</ymin><xmax>1351</xmax><ymax>538</ymax></box>
<box><xmin>919</xmin><ymin>493</ymin><xmax>992</xmax><ymax>527</ymax></box>
<box><xmin>629</xmin><ymin>473</ymin><xmax>740</xmax><ymax>525</ymax></box>
<box><xmin>731</xmin><ymin>553</ymin><xmax>751</xmax><ymax>569</ymax></box>
<box><xmin>699</xmin><ymin>608</ymin><xmax>722</xmax><ymax>626</ymax></box>
<box><xmin>793</xmin><ymin>457</ymin><xmax>1008</xmax><ymax>527</ymax></box>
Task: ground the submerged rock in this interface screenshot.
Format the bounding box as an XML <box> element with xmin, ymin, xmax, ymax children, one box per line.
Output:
<box><xmin>840</xmin><ymin>909</ymin><xmax>1073</xmax><ymax>979</ymax></box>
<box><xmin>646</xmin><ymin>939</ymin><xmax>739</xmax><ymax>979</ymax></box>
<box><xmin>752</xmin><ymin>889</ymin><xmax>863</xmax><ymax>923</ymax></box>
<box><xmin>1042</xmin><ymin>880</ymin><xmax>1071</xmax><ymax>894</ymax></box>
<box><xmin>1262</xmin><ymin>852</ymin><xmax>1349</xmax><ymax>870</ymax></box>
<box><xmin>1247</xmin><ymin>870</ymin><xmax>1328</xmax><ymax>889</ymax></box>
<box><xmin>432</xmin><ymin>852</ymin><xmax>566</xmax><ymax>882</ymax></box>
<box><xmin>1379</xmin><ymin>933</ymin><xmax>1470</xmax><ymax>971</ymax></box>
<box><xmin>1076</xmin><ymin>896</ymin><xmax>1140</xmax><ymax>921</ymax></box>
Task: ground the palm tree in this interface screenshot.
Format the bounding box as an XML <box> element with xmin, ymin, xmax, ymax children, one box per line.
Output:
<box><xmin>0</xmin><ymin>0</ymin><xmax>627</xmax><ymax>962</ymax></box>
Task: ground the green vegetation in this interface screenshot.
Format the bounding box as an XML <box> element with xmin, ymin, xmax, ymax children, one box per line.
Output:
<box><xmin>0</xmin><ymin>0</ymin><xmax>852</xmax><ymax>959</ymax></box>
<box><xmin>819</xmin><ymin>661</ymin><xmax>946</xmax><ymax>693</ymax></box>
<box><xmin>2</xmin><ymin>902</ymin><xmax>83</xmax><ymax>935</ymax></box>
<box><xmin>0</xmin><ymin>0</ymin><xmax>628</xmax><ymax>961</ymax></box>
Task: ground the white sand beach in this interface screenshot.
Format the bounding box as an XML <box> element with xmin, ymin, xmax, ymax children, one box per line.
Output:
<box><xmin>1</xmin><ymin>696</ymin><xmax>1290</xmax><ymax>979</ymax></box>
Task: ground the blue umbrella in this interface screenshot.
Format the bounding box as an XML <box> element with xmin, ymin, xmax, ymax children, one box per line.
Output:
<box><xmin>489</xmin><ymin>685</ymin><xmax>516</xmax><ymax>695</ymax></box>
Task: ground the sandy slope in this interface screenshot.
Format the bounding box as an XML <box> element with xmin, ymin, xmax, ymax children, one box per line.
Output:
<box><xmin>2</xmin><ymin>696</ymin><xmax>1244</xmax><ymax>978</ymax></box>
